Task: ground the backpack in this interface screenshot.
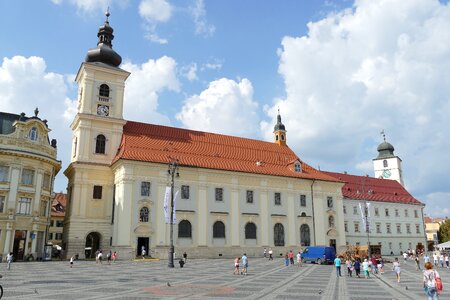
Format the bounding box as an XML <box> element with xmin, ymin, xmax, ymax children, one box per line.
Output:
<box><xmin>435</xmin><ymin>271</ymin><xmax>443</xmax><ymax>293</ymax></box>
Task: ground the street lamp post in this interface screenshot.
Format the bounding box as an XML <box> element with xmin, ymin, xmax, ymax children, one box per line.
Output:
<box><xmin>364</xmin><ymin>202</ymin><xmax>371</xmax><ymax>258</ymax></box>
<box><xmin>167</xmin><ymin>159</ymin><xmax>179</xmax><ymax>268</ymax></box>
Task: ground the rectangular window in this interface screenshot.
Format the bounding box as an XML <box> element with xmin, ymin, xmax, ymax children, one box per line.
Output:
<box><xmin>395</xmin><ymin>209</ymin><xmax>399</xmax><ymax>217</ymax></box>
<box><xmin>50</xmin><ymin>220</ymin><xmax>54</xmax><ymax>227</ymax></box>
<box><xmin>404</xmin><ymin>209</ymin><xmax>409</xmax><ymax>217</ymax></box>
<box><xmin>0</xmin><ymin>195</ymin><xmax>5</xmax><ymax>213</ymax></box>
<box><xmin>396</xmin><ymin>224</ymin><xmax>401</xmax><ymax>234</ymax></box>
<box><xmin>354</xmin><ymin>222</ymin><xmax>360</xmax><ymax>233</ymax></box>
<box><xmin>40</xmin><ymin>201</ymin><xmax>47</xmax><ymax>216</ymax></box>
<box><xmin>141</xmin><ymin>181</ymin><xmax>151</xmax><ymax>197</ymax></box>
<box><xmin>406</xmin><ymin>224</ymin><xmax>411</xmax><ymax>234</ymax></box>
<box><xmin>17</xmin><ymin>197</ymin><xmax>32</xmax><ymax>215</ymax></box>
<box><xmin>356</xmin><ymin>242</ymin><xmax>360</xmax><ymax>246</ymax></box>
<box><xmin>416</xmin><ymin>224</ymin><xmax>421</xmax><ymax>234</ymax></box>
<box><xmin>93</xmin><ymin>185</ymin><xmax>102</xmax><ymax>199</ymax></box>
<box><xmin>56</xmin><ymin>220</ymin><xmax>64</xmax><ymax>227</ymax></box>
<box><xmin>55</xmin><ymin>233</ymin><xmax>63</xmax><ymax>240</ymax></box>
<box><xmin>42</xmin><ymin>173</ymin><xmax>51</xmax><ymax>190</ymax></box>
<box><xmin>344</xmin><ymin>222</ymin><xmax>348</xmax><ymax>232</ymax></box>
<box><xmin>343</xmin><ymin>205</ymin><xmax>347</xmax><ymax>214</ymax></box>
<box><xmin>389</xmin><ymin>242</ymin><xmax>392</xmax><ymax>249</ymax></box>
<box><xmin>246</xmin><ymin>190</ymin><xmax>253</xmax><ymax>204</ymax></box>
<box><xmin>0</xmin><ymin>166</ymin><xmax>9</xmax><ymax>182</ymax></box>
<box><xmin>215</xmin><ymin>188</ymin><xmax>223</xmax><ymax>202</ymax></box>
<box><xmin>386</xmin><ymin>224</ymin><xmax>391</xmax><ymax>234</ymax></box>
<box><xmin>353</xmin><ymin>206</ymin><xmax>358</xmax><ymax>215</ymax></box>
<box><xmin>274</xmin><ymin>192</ymin><xmax>281</xmax><ymax>205</ymax></box>
<box><xmin>414</xmin><ymin>210</ymin><xmax>418</xmax><ymax>218</ymax></box>
<box><xmin>376</xmin><ymin>223</ymin><xmax>381</xmax><ymax>233</ymax></box>
<box><xmin>21</xmin><ymin>168</ymin><xmax>34</xmax><ymax>185</ymax></box>
<box><xmin>300</xmin><ymin>194</ymin><xmax>306</xmax><ymax>207</ymax></box>
<box><xmin>48</xmin><ymin>233</ymin><xmax>53</xmax><ymax>240</ymax></box>
<box><xmin>181</xmin><ymin>185</ymin><xmax>190</xmax><ymax>199</ymax></box>
<box><xmin>374</xmin><ymin>207</ymin><xmax>379</xmax><ymax>217</ymax></box>
<box><xmin>327</xmin><ymin>196</ymin><xmax>333</xmax><ymax>208</ymax></box>
<box><xmin>385</xmin><ymin>208</ymin><xmax>389</xmax><ymax>217</ymax></box>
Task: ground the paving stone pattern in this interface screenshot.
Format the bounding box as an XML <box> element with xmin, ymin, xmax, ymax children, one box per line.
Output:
<box><xmin>0</xmin><ymin>257</ymin><xmax>449</xmax><ymax>299</ymax></box>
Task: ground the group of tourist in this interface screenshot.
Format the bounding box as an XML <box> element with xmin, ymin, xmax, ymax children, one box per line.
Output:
<box><xmin>233</xmin><ymin>253</ymin><xmax>248</xmax><ymax>275</ymax></box>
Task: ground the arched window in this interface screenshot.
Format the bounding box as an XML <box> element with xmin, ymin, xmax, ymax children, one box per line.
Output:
<box><xmin>245</xmin><ymin>222</ymin><xmax>257</xmax><ymax>239</ymax></box>
<box><xmin>99</xmin><ymin>84</ymin><xmax>110</xmax><ymax>98</ymax></box>
<box><xmin>274</xmin><ymin>223</ymin><xmax>285</xmax><ymax>246</ymax></box>
<box><xmin>328</xmin><ymin>216</ymin><xmax>335</xmax><ymax>228</ymax></box>
<box><xmin>383</xmin><ymin>160</ymin><xmax>388</xmax><ymax>168</ymax></box>
<box><xmin>300</xmin><ymin>224</ymin><xmax>311</xmax><ymax>246</ymax></box>
<box><xmin>281</xmin><ymin>134</ymin><xmax>285</xmax><ymax>141</ymax></box>
<box><xmin>29</xmin><ymin>127</ymin><xmax>38</xmax><ymax>141</ymax></box>
<box><xmin>178</xmin><ymin>220</ymin><xmax>192</xmax><ymax>238</ymax></box>
<box><xmin>95</xmin><ymin>134</ymin><xmax>106</xmax><ymax>154</ymax></box>
<box><xmin>213</xmin><ymin>221</ymin><xmax>225</xmax><ymax>238</ymax></box>
<box><xmin>139</xmin><ymin>207</ymin><xmax>149</xmax><ymax>222</ymax></box>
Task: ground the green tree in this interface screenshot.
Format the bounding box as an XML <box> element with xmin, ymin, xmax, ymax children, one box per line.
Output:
<box><xmin>437</xmin><ymin>219</ymin><xmax>450</xmax><ymax>243</ymax></box>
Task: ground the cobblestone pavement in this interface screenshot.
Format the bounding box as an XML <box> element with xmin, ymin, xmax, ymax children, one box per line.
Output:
<box><xmin>0</xmin><ymin>257</ymin><xmax>449</xmax><ymax>299</ymax></box>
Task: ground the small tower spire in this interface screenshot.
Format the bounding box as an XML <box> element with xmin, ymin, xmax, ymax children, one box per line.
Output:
<box><xmin>273</xmin><ymin>108</ymin><xmax>287</xmax><ymax>146</ymax></box>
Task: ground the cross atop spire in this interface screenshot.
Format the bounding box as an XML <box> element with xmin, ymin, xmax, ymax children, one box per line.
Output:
<box><xmin>380</xmin><ymin>129</ymin><xmax>386</xmax><ymax>142</ymax></box>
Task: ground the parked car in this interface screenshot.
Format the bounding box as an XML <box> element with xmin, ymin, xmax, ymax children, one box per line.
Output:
<box><xmin>301</xmin><ymin>246</ymin><xmax>336</xmax><ymax>264</ymax></box>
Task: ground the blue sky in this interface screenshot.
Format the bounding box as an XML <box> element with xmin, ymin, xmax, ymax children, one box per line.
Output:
<box><xmin>1</xmin><ymin>0</ymin><xmax>449</xmax><ymax>217</ymax></box>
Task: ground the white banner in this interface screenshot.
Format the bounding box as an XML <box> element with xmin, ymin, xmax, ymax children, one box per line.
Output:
<box><xmin>164</xmin><ymin>186</ymin><xmax>171</xmax><ymax>224</ymax></box>
<box><xmin>359</xmin><ymin>202</ymin><xmax>366</xmax><ymax>229</ymax></box>
<box><xmin>173</xmin><ymin>190</ymin><xmax>179</xmax><ymax>224</ymax></box>
<box><xmin>359</xmin><ymin>202</ymin><xmax>371</xmax><ymax>233</ymax></box>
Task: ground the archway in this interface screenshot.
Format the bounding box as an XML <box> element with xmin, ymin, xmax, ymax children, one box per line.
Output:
<box><xmin>300</xmin><ymin>224</ymin><xmax>310</xmax><ymax>246</ymax></box>
<box><xmin>85</xmin><ymin>232</ymin><xmax>101</xmax><ymax>259</ymax></box>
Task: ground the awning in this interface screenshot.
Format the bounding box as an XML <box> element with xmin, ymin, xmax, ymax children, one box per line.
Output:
<box><xmin>436</xmin><ymin>241</ymin><xmax>450</xmax><ymax>249</ymax></box>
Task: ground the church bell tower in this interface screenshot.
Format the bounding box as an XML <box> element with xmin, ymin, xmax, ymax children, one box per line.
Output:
<box><xmin>273</xmin><ymin>109</ymin><xmax>287</xmax><ymax>146</ymax></box>
<box><xmin>373</xmin><ymin>131</ymin><xmax>404</xmax><ymax>186</ymax></box>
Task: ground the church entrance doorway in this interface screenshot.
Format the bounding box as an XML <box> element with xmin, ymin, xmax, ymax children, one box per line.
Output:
<box><xmin>329</xmin><ymin>239</ymin><xmax>336</xmax><ymax>251</ymax></box>
<box><xmin>85</xmin><ymin>232</ymin><xmax>101</xmax><ymax>259</ymax></box>
<box><xmin>13</xmin><ymin>230</ymin><xmax>27</xmax><ymax>261</ymax></box>
<box><xmin>137</xmin><ymin>237</ymin><xmax>149</xmax><ymax>257</ymax></box>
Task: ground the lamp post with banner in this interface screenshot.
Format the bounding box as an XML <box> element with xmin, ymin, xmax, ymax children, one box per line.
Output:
<box><xmin>166</xmin><ymin>159</ymin><xmax>179</xmax><ymax>268</ymax></box>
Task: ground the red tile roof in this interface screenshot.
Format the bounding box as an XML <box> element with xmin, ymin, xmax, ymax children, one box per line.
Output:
<box><xmin>324</xmin><ymin>171</ymin><xmax>423</xmax><ymax>206</ymax></box>
<box><xmin>113</xmin><ymin>121</ymin><xmax>339</xmax><ymax>182</ymax></box>
<box><xmin>52</xmin><ymin>193</ymin><xmax>67</xmax><ymax>217</ymax></box>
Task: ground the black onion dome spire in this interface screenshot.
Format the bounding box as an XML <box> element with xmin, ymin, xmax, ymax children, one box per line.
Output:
<box><xmin>85</xmin><ymin>9</ymin><xmax>122</xmax><ymax>67</ymax></box>
<box><xmin>273</xmin><ymin>108</ymin><xmax>286</xmax><ymax>132</ymax></box>
<box><xmin>377</xmin><ymin>130</ymin><xmax>395</xmax><ymax>158</ymax></box>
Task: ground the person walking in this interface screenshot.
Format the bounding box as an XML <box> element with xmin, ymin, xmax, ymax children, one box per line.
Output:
<box><xmin>439</xmin><ymin>254</ymin><xmax>444</xmax><ymax>268</ymax></box>
<box><xmin>6</xmin><ymin>252</ymin><xmax>13</xmax><ymax>270</ymax></box>
<box><xmin>95</xmin><ymin>249</ymin><xmax>100</xmax><ymax>264</ymax></box>
<box><xmin>423</xmin><ymin>261</ymin><xmax>440</xmax><ymax>300</ymax></box>
<box><xmin>415</xmin><ymin>255</ymin><xmax>421</xmax><ymax>271</ymax></box>
<box><xmin>371</xmin><ymin>256</ymin><xmax>378</xmax><ymax>274</ymax></box>
<box><xmin>233</xmin><ymin>257</ymin><xmax>240</xmax><ymax>275</ymax></box>
<box><xmin>393</xmin><ymin>257</ymin><xmax>401</xmax><ymax>283</ymax></box>
<box><xmin>445</xmin><ymin>254</ymin><xmax>449</xmax><ymax>268</ymax></box>
<box><xmin>268</xmin><ymin>248</ymin><xmax>273</xmax><ymax>260</ymax></box>
<box><xmin>284</xmin><ymin>253</ymin><xmax>289</xmax><ymax>266</ymax></box>
<box><xmin>183</xmin><ymin>252</ymin><xmax>187</xmax><ymax>263</ymax></box>
<box><xmin>112</xmin><ymin>251</ymin><xmax>117</xmax><ymax>262</ymax></box>
<box><xmin>288</xmin><ymin>250</ymin><xmax>294</xmax><ymax>266</ymax></box>
<box><xmin>241</xmin><ymin>253</ymin><xmax>248</xmax><ymax>275</ymax></box>
<box><xmin>263</xmin><ymin>248</ymin><xmax>267</xmax><ymax>258</ymax></box>
<box><xmin>297</xmin><ymin>251</ymin><xmax>302</xmax><ymax>267</ymax></box>
<box><xmin>107</xmin><ymin>250</ymin><xmax>112</xmax><ymax>264</ymax></box>
<box><xmin>334</xmin><ymin>256</ymin><xmax>342</xmax><ymax>277</ymax></box>
<box><xmin>362</xmin><ymin>258</ymin><xmax>370</xmax><ymax>278</ymax></box>
<box><xmin>97</xmin><ymin>250</ymin><xmax>103</xmax><ymax>264</ymax></box>
<box><xmin>141</xmin><ymin>246</ymin><xmax>146</xmax><ymax>259</ymax></box>
<box><xmin>346</xmin><ymin>258</ymin><xmax>353</xmax><ymax>277</ymax></box>
<box><xmin>433</xmin><ymin>253</ymin><xmax>438</xmax><ymax>267</ymax></box>
<box><xmin>70</xmin><ymin>255</ymin><xmax>74</xmax><ymax>268</ymax></box>
<box><xmin>354</xmin><ymin>258</ymin><xmax>361</xmax><ymax>278</ymax></box>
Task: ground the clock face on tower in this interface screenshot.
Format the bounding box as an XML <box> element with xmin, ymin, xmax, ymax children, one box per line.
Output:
<box><xmin>382</xmin><ymin>169</ymin><xmax>392</xmax><ymax>178</ymax></box>
<box><xmin>97</xmin><ymin>105</ymin><xmax>109</xmax><ymax>116</ymax></box>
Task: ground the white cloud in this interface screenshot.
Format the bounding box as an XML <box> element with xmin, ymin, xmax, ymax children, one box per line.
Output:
<box><xmin>177</xmin><ymin>78</ymin><xmax>259</xmax><ymax>137</ymax></box>
<box><xmin>51</xmin><ymin>0</ymin><xmax>129</xmax><ymax>13</ymax></box>
<box><xmin>201</xmin><ymin>62</ymin><xmax>222</xmax><ymax>71</ymax></box>
<box><xmin>181</xmin><ymin>63</ymin><xmax>198</xmax><ymax>81</ymax></box>
<box><xmin>0</xmin><ymin>56</ymin><xmax>76</xmax><ymax>191</ymax></box>
<box><xmin>139</xmin><ymin>0</ymin><xmax>172</xmax><ymax>43</ymax></box>
<box><xmin>267</xmin><ymin>0</ymin><xmax>450</xmax><ymax>210</ymax></box>
<box><xmin>121</xmin><ymin>56</ymin><xmax>180</xmax><ymax>124</ymax></box>
<box><xmin>189</xmin><ymin>0</ymin><xmax>215</xmax><ymax>37</ymax></box>
<box><xmin>423</xmin><ymin>192</ymin><xmax>450</xmax><ymax>217</ymax></box>
<box><xmin>139</xmin><ymin>0</ymin><xmax>172</xmax><ymax>22</ymax></box>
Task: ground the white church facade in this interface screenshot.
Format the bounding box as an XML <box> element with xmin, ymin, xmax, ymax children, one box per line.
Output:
<box><xmin>63</xmin><ymin>15</ymin><xmax>347</xmax><ymax>260</ymax></box>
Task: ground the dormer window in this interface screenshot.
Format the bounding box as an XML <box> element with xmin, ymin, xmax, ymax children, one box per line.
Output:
<box><xmin>294</xmin><ymin>163</ymin><xmax>301</xmax><ymax>173</ymax></box>
<box><xmin>29</xmin><ymin>127</ymin><xmax>38</xmax><ymax>141</ymax></box>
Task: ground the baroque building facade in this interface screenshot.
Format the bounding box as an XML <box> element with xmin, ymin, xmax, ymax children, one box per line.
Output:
<box><xmin>63</xmin><ymin>16</ymin><xmax>346</xmax><ymax>259</ymax></box>
<box><xmin>0</xmin><ymin>110</ymin><xmax>61</xmax><ymax>261</ymax></box>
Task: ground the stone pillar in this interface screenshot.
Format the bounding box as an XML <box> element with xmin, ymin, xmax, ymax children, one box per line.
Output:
<box><xmin>24</xmin><ymin>230</ymin><xmax>31</xmax><ymax>256</ymax></box>
<box><xmin>198</xmin><ymin>178</ymin><xmax>208</xmax><ymax>246</ymax></box>
<box><xmin>230</xmin><ymin>177</ymin><xmax>240</xmax><ymax>246</ymax></box>
<box><xmin>287</xmin><ymin>191</ymin><xmax>296</xmax><ymax>246</ymax></box>
<box><xmin>3</xmin><ymin>224</ymin><xmax>12</xmax><ymax>259</ymax></box>
<box><xmin>260</xmin><ymin>181</ymin><xmax>269</xmax><ymax>246</ymax></box>
<box><xmin>7</xmin><ymin>166</ymin><xmax>20</xmax><ymax>210</ymax></box>
<box><xmin>34</xmin><ymin>170</ymin><xmax>43</xmax><ymax>213</ymax></box>
<box><xmin>31</xmin><ymin>230</ymin><xmax>38</xmax><ymax>256</ymax></box>
<box><xmin>115</xmin><ymin>178</ymin><xmax>133</xmax><ymax>246</ymax></box>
